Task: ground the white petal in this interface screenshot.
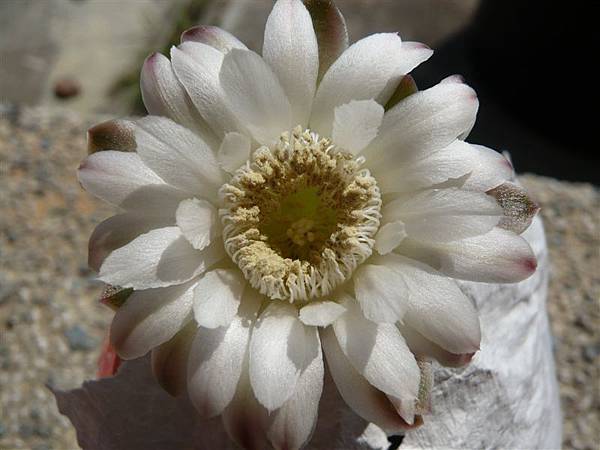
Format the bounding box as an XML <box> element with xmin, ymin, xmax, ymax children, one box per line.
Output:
<box><xmin>249</xmin><ymin>302</ymin><xmax>313</xmax><ymax>411</ymax></box>
<box><xmin>321</xmin><ymin>327</ymin><xmax>414</xmax><ymax>433</ymax></box>
<box><xmin>151</xmin><ymin>321</ymin><xmax>196</xmax><ymax>396</ymax></box>
<box><xmin>88</xmin><ymin>212</ymin><xmax>173</xmax><ymax>272</ymax></box>
<box><xmin>176</xmin><ymin>198</ymin><xmax>219</xmax><ymax>251</ymax></box>
<box><xmin>267</xmin><ymin>328</ymin><xmax>323</xmax><ymax>450</ymax></box>
<box><xmin>332</xmin><ymin>295</ymin><xmax>420</xmax><ymax>403</ymax></box>
<box><xmin>299</xmin><ymin>301</ymin><xmax>346</xmax><ymax>327</ymax></box>
<box><xmin>187</xmin><ymin>291</ymin><xmax>258</xmax><ymax>418</ymax></box>
<box><xmin>382</xmin><ymin>188</ymin><xmax>502</xmax><ymax>242</ymax></box>
<box><xmin>374</xmin><ymin>220</ymin><xmax>406</xmax><ymax>255</ymax></box>
<box><xmin>353</xmin><ymin>264</ymin><xmax>408</xmax><ymax>323</ymax></box>
<box><xmin>378</xmin><ymin>254</ymin><xmax>480</xmax><ymax>354</ymax></box>
<box><xmin>119</xmin><ymin>185</ymin><xmax>191</xmax><ymax>216</ymax></box>
<box><xmin>220</xmin><ymin>49</ymin><xmax>292</xmax><ymax>145</ymax></box>
<box><xmin>140</xmin><ymin>52</ymin><xmax>216</xmax><ymax>144</ymax></box>
<box><xmin>181</xmin><ymin>25</ymin><xmax>247</xmax><ymax>53</ymax></box>
<box><xmin>263</xmin><ymin>0</ymin><xmax>319</xmax><ymax>127</ymax></box>
<box><xmin>193</xmin><ymin>269</ymin><xmax>245</xmax><ymax>329</ymax></box>
<box><xmin>110</xmin><ymin>281</ymin><xmax>196</xmax><ymax>359</ymax></box>
<box><xmin>377</xmin><ymin>140</ymin><xmax>514</xmax><ymax>194</ymax></box>
<box><xmin>99</xmin><ymin>227</ymin><xmax>225</xmax><ymax>290</ymax></box>
<box><xmin>396</xmin><ymin>227</ymin><xmax>538</xmax><ymax>283</ymax></box>
<box><xmin>310</xmin><ymin>33</ymin><xmax>432</xmax><ymax>136</ymax></box>
<box><xmin>135</xmin><ymin>116</ymin><xmax>224</xmax><ymax>199</ymax></box>
<box><xmin>217</xmin><ymin>132</ymin><xmax>251</xmax><ymax>173</ymax></box>
<box><xmin>365</xmin><ymin>82</ymin><xmax>479</xmax><ymax>169</ymax></box>
<box><xmin>332</xmin><ymin>99</ymin><xmax>384</xmax><ymax>155</ymax></box>
<box><xmin>78</xmin><ymin>151</ymin><xmax>164</xmax><ymax>206</ymax></box>
<box><xmin>170</xmin><ymin>42</ymin><xmax>240</xmax><ymax>138</ymax></box>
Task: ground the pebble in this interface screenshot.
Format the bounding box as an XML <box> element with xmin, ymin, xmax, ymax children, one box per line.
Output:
<box><xmin>53</xmin><ymin>78</ymin><xmax>81</xmax><ymax>99</ymax></box>
<box><xmin>64</xmin><ymin>325</ymin><xmax>97</xmax><ymax>351</ymax></box>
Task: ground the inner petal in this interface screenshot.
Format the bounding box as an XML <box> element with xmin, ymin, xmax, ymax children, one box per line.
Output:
<box><xmin>220</xmin><ymin>126</ymin><xmax>381</xmax><ymax>302</ymax></box>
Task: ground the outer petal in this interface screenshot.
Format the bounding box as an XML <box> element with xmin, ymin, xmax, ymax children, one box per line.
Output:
<box><xmin>99</xmin><ymin>227</ymin><xmax>225</xmax><ymax>289</ymax></box>
<box><xmin>364</xmin><ymin>82</ymin><xmax>479</xmax><ymax>168</ymax></box>
<box><xmin>170</xmin><ymin>41</ymin><xmax>240</xmax><ymax>138</ymax></box>
<box><xmin>187</xmin><ymin>288</ymin><xmax>261</xmax><ymax>418</ymax></box>
<box><xmin>399</xmin><ymin>325</ymin><xmax>476</xmax><ymax>368</ymax></box>
<box><xmin>87</xmin><ymin>119</ymin><xmax>136</xmax><ymax>154</ymax></box>
<box><xmin>110</xmin><ymin>281</ymin><xmax>196</xmax><ymax>359</ymax></box>
<box><xmin>332</xmin><ymin>99</ymin><xmax>384</xmax><ymax>155</ymax></box>
<box><xmin>487</xmin><ymin>182</ymin><xmax>540</xmax><ymax>234</ymax></box>
<box><xmin>193</xmin><ymin>269</ymin><xmax>245</xmax><ymax>329</ymax></box>
<box><xmin>222</xmin><ymin>357</ymin><xmax>269</xmax><ymax>450</ymax></box>
<box><xmin>310</xmin><ymin>33</ymin><xmax>432</xmax><ymax>136</ymax></box>
<box><xmin>377</xmin><ymin>253</ymin><xmax>481</xmax><ymax>354</ymax></box>
<box><xmin>353</xmin><ymin>263</ymin><xmax>408</xmax><ymax>323</ymax></box>
<box><xmin>303</xmin><ymin>0</ymin><xmax>349</xmax><ymax>82</ymax></box>
<box><xmin>267</xmin><ymin>327</ymin><xmax>323</xmax><ymax>450</ymax></box>
<box><xmin>299</xmin><ymin>301</ymin><xmax>346</xmax><ymax>327</ymax></box>
<box><xmin>88</xmin><ymin>212</ymin><xmax>173</xmax><ymax>272</ymax></box>
<box><xmin>220</xmin><ymin>49</ymin><xmax>292</xmax><ymax>145</ymax></box>
<box><xmin>321</xmin><ymin>327</ymin><xmax>416</xmax><ymax>433</ymax></box>
<box><xmin>181</xmin><ymin>25</ymin><xmax>247</xmax><ymax>53</ymax></box>
<box><xmin>217</xmin><ymin>132</ymin><xmax>252</xmax><ymax>173</ymax></box>
<box><xmin>382</xmin><ymin>188</ymin><xmax>502</xmax><ymax>243</ymax></box>
<box><xmin>140</xmin><ymin>52</ymin><xmax>216</xmax><ymax>144</ymax></box>
<box><xmin>396</xmin><ymin>227</ymin><xmax>538</xmax><ymax>283</ymax></box>
<box><xmin>263</xmin><ymin>0</ymin><xmax>319</xmax><ymax>127</ymax></box>
<box><xmin>176</xmin><ymin>198</ymin><xmax>219</xmax><ymax>251</ymax></box>
<box><xmin>151</xmin><ymin>321</ymin><xmax>196</xmax><ymax>396</ymax></box>
<box><xmin>249</xmin><ymin>302</ymin><xmax>315</xmax><ymax>411</ymax></box>
<box><xmin>78</xmin><ymin>151</ymin><xmax>164</xmax><ymax>206</ymax></box>
<box><xmin>377</xmin><ymin>140</ymin><xmax>514</xmax><ymax>194</ymax></box>
<box><xmin>332</xmin><ymin>295</ymin><xmax>420</xmax><ymax>403</ymax></box>
<box><xmin>135</xmin><ymin>116</ymin><xmax>224</xmax><ymax>199</ymax></box>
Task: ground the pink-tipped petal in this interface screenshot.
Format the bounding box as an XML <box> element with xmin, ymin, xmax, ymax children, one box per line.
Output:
<box><xmin>365</xmin><ymin>82</ymin><xmax>479</xmax><ymax>168</ymax></box>
<box><xmin>310</xmin><ymin>33</ymin><xmax>432</xmax><ymax>136</ymax></box>
<box><xmin>141</xmin><ymin>53</ymin><xmax>215</xmax><ymax>143</ymax></box>
<box><xmin>396</xmin><ymin>227</ymin><xmax>538</xmax><ymax>283</ymax></box>
<box><xmin>303</xmin><ymin>0</ymin><xmax>349</xmax><ymax>82</ymax></box>
<box><xmin>377</xmin><ymin>253</ymin><xmax>481</xmax><ymax>354</ymax></box>
<box><xmin>321</xmin><ymin>327</ymin><xmax>418</xmax><ymax>434</ymax></box>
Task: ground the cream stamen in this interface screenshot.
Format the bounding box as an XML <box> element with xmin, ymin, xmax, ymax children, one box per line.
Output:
<box><xmin>220</xmin><ymin>126</ymin><xmax>381</xmax><ymax>302</ymax></box>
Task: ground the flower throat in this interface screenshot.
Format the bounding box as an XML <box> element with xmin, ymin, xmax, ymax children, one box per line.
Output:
<box><xmin>220</xmin><ymin>127</ymin><xmax>381</xmax><ymax>302</ymax></box>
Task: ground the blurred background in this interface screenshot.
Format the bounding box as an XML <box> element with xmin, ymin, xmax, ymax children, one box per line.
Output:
<box><xmin>0</xmin><ymin>1</ymin><xmax>597</xmax><ymax>449</ymax></box>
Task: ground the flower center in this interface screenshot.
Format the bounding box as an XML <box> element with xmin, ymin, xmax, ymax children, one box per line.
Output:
<box><xmin>220</xmin><ymin>127</ymin><xmax>381</xmax><ymax>302</ymax></box>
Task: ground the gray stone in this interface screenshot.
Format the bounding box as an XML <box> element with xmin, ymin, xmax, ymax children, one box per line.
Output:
<box><xmin>64</xmin><ymin>325</ymin><xmax>97</xmax><ymax>351</ymax></box>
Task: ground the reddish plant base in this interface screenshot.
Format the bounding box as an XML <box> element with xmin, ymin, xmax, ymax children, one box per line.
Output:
<box><xmin>97</xmin><ymin>330</ymin><xmax>121</xmax><ymax>378</ymax></box>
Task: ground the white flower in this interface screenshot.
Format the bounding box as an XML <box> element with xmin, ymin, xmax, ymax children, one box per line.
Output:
<box><xmin>79</xmin><ymin>0</ymin><xmax>539</xmax><ymax>448</ymax></box>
